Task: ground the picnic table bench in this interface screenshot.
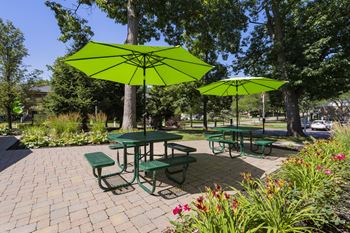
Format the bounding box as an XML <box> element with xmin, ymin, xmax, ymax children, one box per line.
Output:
<box><xmin>84</xmin><ymin>152</ymin><xmax>130</xmax><ymax>191</ymax></box>
<box><xmin>207</xmin><ymin>134</ymin><xmax>240</xmax><ymax>158</ymax></box>
<box><xmin>252</xmin><ymin>140</ymin><xmax>275</xmax><ymax>158</ymax></box>
<box><xmin>139</xmin><ymin>156</ymin><xmax>197</xmax><ymax>194</ymax></box>
<box><xmin>167</xmin><ymin>143</ymin><xmax>196</xmax><ymax>157</ymax></box>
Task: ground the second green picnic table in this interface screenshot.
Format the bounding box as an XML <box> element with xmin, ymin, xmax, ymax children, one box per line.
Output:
<box><xmin>211</xmin><ymin>126</ymin><xmax>260</xmax><ymax>156</ymax></box>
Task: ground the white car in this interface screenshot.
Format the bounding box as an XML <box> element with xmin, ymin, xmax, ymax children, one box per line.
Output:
<box><xmin>311</xmin><ymin>120</ymin><xmax>332</xmax><ymax>131</ymax></box>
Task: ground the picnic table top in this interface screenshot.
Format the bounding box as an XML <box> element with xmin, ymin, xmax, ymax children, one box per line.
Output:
<box><xmin>108</xmin><ymin>131</ymin><xmax>183</xmax><ymax>145</ymax></box>
<box><xmin>213</xmin><ymin>126</ymin><xmax>260</xmax><ymax>133</ymax></box>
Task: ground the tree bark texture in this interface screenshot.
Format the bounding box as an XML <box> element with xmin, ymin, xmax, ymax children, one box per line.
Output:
<box><xmin>202</xmin><ymin>96</ymin><xmax>208</xmax><ymax>130</ymax></box>
<box><xmin>121</xmin><ymin>0</ymin><xmax>138</xmax><ymax>130</ymax></box>
<box><xmin>283</xmin><ymin>88</ymin><xmax>304</xmax><ymax>136</ymax></box>
<box><xmin>6</xmin><ymin>106</ymin><xmax>12</xmax><ymax>129</ymax></box>
<box><xmin>266</xmin><ymin>0</ymin><xmax>304</xmax><ymax>136</ymax></box>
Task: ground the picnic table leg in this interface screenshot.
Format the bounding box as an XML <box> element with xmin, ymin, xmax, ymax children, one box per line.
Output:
<box><xmin>150</xmin><ymin>143</ymin><xmax>154</xmax><ymax>161</ymax></box>
<box><xmin>164</xmin><ymin>141</ymin><xmax>168</xmax><ymax>158</ymax></box>
<box><xmin>249</xmin><ymin>131</ymin><xmax>253</xmax><ymax>151</ymax></box>
<box><xmin>239</xmin><ymin>133</ymin><xmax>245</xmax><ymax>156</ymax></box>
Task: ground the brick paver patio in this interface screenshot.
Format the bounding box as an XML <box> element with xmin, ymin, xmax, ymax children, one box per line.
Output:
<box><xmin>0</xmin><ymin>136</ymin><xmax>294</xmax><ymax>233</ymax></box>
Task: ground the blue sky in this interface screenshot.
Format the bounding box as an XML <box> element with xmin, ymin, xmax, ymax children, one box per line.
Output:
<box><xmin>1</xmin><ymin>1</ymin><xmax>242</xmax><ymax>79</ymax></box>
<box><xmin>0</xmin><ymin>1</ymin><xmax>169</xmax><ymax>79</ymax></box>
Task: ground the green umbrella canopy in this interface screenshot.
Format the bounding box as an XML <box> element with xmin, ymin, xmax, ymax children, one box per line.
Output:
<box><xmin>65</xmin><ymin>41</ymin><xmax>214</xmax><ymax>85</ymax></box>
<box><xmin>197</xmin><ymin>77</ymin><xmax>287</xmax><ymax>128</ymax></box>
<box><xmin>197</xmin><ymin>77</ymin><xmax>287</xmax><ymax>96</ymax></box>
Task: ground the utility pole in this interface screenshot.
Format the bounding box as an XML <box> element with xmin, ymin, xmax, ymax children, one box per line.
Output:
<box><xmin>262</xmin><ymin>93</ymin><xmax>265</xmax><ymax>134</ymax></box>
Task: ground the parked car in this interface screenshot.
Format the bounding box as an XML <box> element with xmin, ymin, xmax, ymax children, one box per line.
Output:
<box><xmin>311</xmin><ymin>120</ymin><xmax>332</xmax><ymax>131</ymax></box>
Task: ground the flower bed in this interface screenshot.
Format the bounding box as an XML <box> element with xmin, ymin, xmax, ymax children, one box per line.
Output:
<box><xmin>168</xmin><ymin>124</ymin><xmax>350</xmax><ymax>232</ymax></box>
<box><xmin>19</xmin><ymin>113</ymin><xmax>108</xmax><ymax>148</ymax></box>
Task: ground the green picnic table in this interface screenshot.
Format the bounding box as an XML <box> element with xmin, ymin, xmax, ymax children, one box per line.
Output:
<box><xmin>102</xmin><ymin>131</ymin><xmax>196</xmax><ymax>193</ymax></box>
<box><xmin>211</xmin><ymin>126</ymin><xmax>260</xmax><ymax>156</ymax></box>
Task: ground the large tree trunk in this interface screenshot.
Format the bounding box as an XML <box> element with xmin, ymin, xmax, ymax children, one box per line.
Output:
<box><xmin>266</xmin><ymin>0</ymin><xmax>304</xmax><ymax>136</ymax></box>
<box><xmin>202</xmin><ymin>96</ymin><xmax>208</xmax><ymax>130</ymax></box>
<box><xmin>122</xmin><ymin>0</ymin><xmax>138</xmax><ymax>130</ymax></box>
<box><xmin>283</xmin><ymin>88</ymin><xmax>304</xmax><ymax>136</ymax></box>
<box><xmin>6</xmin><ymin>106</ymin><xmax>12</xmax><ymax>129</ymax></box>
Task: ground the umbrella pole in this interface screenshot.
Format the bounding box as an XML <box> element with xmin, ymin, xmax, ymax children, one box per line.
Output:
<box><xmin>236</xmin><ymin>85</ymin><xmax>239</xmax><ymax>129</ymax></box>
<box><xmin>143</xmin><ymin>69</ymin><xmax>146</xmax><ymax>136</ymax></box>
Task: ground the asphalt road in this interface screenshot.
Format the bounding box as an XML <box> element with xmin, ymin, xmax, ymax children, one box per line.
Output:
<box><xmin>255</xmin><ymin>128</ymin><xmax>331</xmax><ymax>139</ymax></box>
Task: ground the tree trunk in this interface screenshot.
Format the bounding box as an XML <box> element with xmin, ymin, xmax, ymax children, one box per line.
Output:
<box><xmin>190</xmin><ymin>112</ymin><xmax>193</xmax><ymax>128</ymax></box>
<box><xmin>202</xmin><ymin>96</ymin><xmax>208</xmax><ymax>130</ymax></box>
<box><xmin>122</xmin><ymin>0</ymin><xmax>138</xmax><ymax>130</ymax></box>
<box><xmin>266</xmin><ymin>0</ymin><xmax>304</xmax><ymax>136</ymax></box>
<box><xmin>284</xmin><ymin>88</ymin><xmax>304</xmax><ymax>136</ymax></box>
<box><xmin>6</xmin><ymin>106</ymin><xmax>12</xmax><ymax>129</ymax></box>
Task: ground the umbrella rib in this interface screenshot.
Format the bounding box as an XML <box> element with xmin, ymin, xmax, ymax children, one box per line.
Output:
<box><xmin>248</xmin><ymin>80</ymin><xmax>279</xmax><ymax>90</ymax></box>
<box><xmin>149</xmin><ymin>46</ymin><xmax>179</xmax><ymax>54</ymax></box>
<box><xmin>158</xmin><ymin>56</ymin><xmax>213</xmax><ymax>67</ymax></box>
<box><xmin>221</xmin><ymin>82</ymin><xmax>233</xmax><ymax>96</ymax></box>
<box><xmin>92</xmin><ymin>41</ymin><xmax>144</xmax><ymax>54</ymax></box>
<box><xmin>127</xmin><ymin>66</ymin><xmax>140</xmax><ymax>85</ymax></box>
<box><xmin>199</xmin><ymin>80</ymin><xmax>232</xmax><ymax>94</ymax></box>
<box><xmin>152</xmin><ymin>65</ymin><xmax>167</xmax><ymax>85</ymax></box>
<box><xmin>89</xmin><ymin>57</ymin><xmax>134</xmax><ymax>77</ymax></box>
<box><xmin>156</xmin><ymin>60</ymin><xmax>198</xmax><ymax>81</ymax></box>
<box><xmin>66</xmin><ymin>54</ymin><xmax>130</xmax><ymax>62</ymax></box>
<box><xmin>145</xmin><ymin>55</ymin><xmax>167</xmax><ymax>85</ymax></box>
<box><xmin>242</xmin><ymin>85</ymin><xmax>250</xmax><ymax>95</ymax></box>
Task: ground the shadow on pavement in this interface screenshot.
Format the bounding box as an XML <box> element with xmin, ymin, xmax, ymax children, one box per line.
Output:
<box><xmin>138</xmin><ymin>153</ymin><xmax>265</xmax><ymax>198</ymax></box>
<box><xmin>0</xmin><ymin>136</ymin><xmax>32</xmax><ymax>172</ymax></box>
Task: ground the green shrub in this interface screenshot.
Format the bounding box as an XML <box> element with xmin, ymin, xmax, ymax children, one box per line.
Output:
<box><xmin>171</xmin><ymin>126</ymin><xmax>350</xmax><ymax>232</ymax></box>
<box><xmin>89</xmin><ymin>113</ymin><xmax>107</xmax><ymax>133</ymax></box>
<box><xmin>171</xmin><ymin>178</ymin><xmax>319</xmax><ymax>233</ymax></box>
<box><xmin>332</xmin><ymin>122</ymin><xmax>350</xmax><ymax>149</ymax></box>
<box><xmin>21</xmin><ymin>131</ymin><xmax>108</xmax><ymax>149</ymax></box>
<box><xmin>46</xmin><ymin>113</ymin><xmax>81</xmax><ymax>135</ymax></box>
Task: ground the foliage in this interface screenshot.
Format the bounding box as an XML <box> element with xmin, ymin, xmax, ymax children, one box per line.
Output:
<box><xmin>0</xmin><ymin>124</ymin><xmax>21</xmax><ymax>136</ymax></box>
<box><xmin>171</xmin><ymin>180</ymin><xmax>318</xmax><ymax>233</ymax></box>
<box><xmin>20</xmin><ymin>113</ymin><xmax>108</xmax><ymax>148</ymax></box>
<box><xmin>89</xmin><ymin>112</ymin><xmax>107</xmax><ymax>133</ymax></box>
<box><xmin>237</xmin><ymin>0</ymin><xmax>350</xmax><ymax>136</ymax></box>
<box><xmin>47</xmin><ymin>0</ymin><xmax>247</xmax><ymax>130</ymax></box>
<box><xmin>21</xmin><ymin>130</ymin><xmax>108</xmax><ymax>149</ymax></box>
<box><xmin>46</xmin><ymin>113</ymin><xmax>81</xmax><ymax>135</ymax></box>
<box><xmin>332</xmin><ymin>122</ymin><xmax>350</xmax><ymax>149</ymax></box>
<box><xmin>171</xmin><ymin>125</ymin><xmax>350</xmax><ymax>232</ymax></box>
<box><xmin>0</xmin><ymin>18</ymin><xmax>28</xmax><ymax>129</ymax></box>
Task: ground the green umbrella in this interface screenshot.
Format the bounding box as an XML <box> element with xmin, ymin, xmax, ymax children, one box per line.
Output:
<box><xmin>197</xmin><ymin>77</ymin><xmax>287</xmax><ymax>128</ymax></box>
<box><xmin>65</xmin><ymin>41</ymin><xmax>214</xmax><ymax>134</ymax></box>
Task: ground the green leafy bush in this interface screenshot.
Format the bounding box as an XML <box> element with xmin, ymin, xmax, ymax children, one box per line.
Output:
<box><xmin>20</xmin><ymin>113</ymin><xmax>108</xmax><ymax>148</ymax></box>
<box><xmin>170</xmin><ymin>125</ymin><xmax>350</xmax><ymax>232</ymax></box>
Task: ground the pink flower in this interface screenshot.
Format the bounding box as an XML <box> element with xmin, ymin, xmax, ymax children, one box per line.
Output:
<box><xmin>183</xmin><ymin>204</ymin><xmax>191</xmax><ymax>212</ymax></box>
<box><xmin>316</xmin><ymin>165</ymin><xmax>323</xmax><ymax>171</ymax></box>
<box><xmin>334</xmin><ymin>153</ymin><xmax>346</xmax><ymax>161</ymax></box>
<box><xmin>172</xmin><ymin>205</ymin><xmax>182</xmax><ymax>215</ymax></box>
<box><xmin>324</xmin><ymin>169</ymin><xmax>332</xmax><ymax>175</ymax></box>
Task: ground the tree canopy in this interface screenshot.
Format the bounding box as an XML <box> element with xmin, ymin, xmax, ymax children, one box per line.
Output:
<box><xmin>237</xmin><ymin>0</ymin><xmax>350</xmax><ymax>136</ymax></box>
<box><xmin>0</xmin><ymin>18</ymin><xmax>28</xmax><ymax>129</ymax></box>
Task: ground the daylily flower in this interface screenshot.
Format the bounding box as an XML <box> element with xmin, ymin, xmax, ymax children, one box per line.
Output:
<box><xmin>172</xmin><ymin>205</ymin><xmax>182</xmax><ymax>215</ymax></box>
<box><xmin>316</xmin><ymin>165</ymin><xmax>323</xmax><ymax>171</ymax></box>
<box><xmin>183</xmin><ymin>204</ymin><xmax>191</xmax><ymax>212</ymax></box>
<box><xmin>196</xmin><ymin>196</ymin><xmax>204</xmax><ymax>203</ymax></box>
<box><xmin>232</xmin><ymin>198</ymin><xmax>238</xmax><ymax>210</ymax></box>
<box><xmin>324</xmin><ymin>169</ymin><xmax>332</xmax><ymax>175</ymax></box>
<box><xmin>334</xmin><ymin>153</ymin><xmax>346</xmax><ymax>161</ymax></box>
<box><xmin>224</xmin><ymin>192</ymin><xmax>230</xmax><ymax>199</ymax></box>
